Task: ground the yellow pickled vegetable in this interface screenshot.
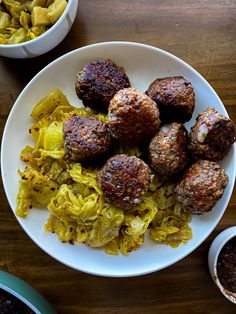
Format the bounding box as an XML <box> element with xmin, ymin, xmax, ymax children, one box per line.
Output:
<box><xmin>31</xmin><ymin>6</ymin><xmax>51</xmax><ymax>27</ymax></box>
<box><xmin>31</xmin><ymin>88</ymin><xmax>70</xmax><ymax>120</ymax></box>
<box><xmin>4</xmin><ymin>0</ymin><xmax>27</xmax><ymax>19</ymax></box>
<box><xmin>10</xmin><ymin>16</ymin><xmax>20</xmax><ymax>28</ymax></box>
<box><xmin>27</xmin><ymin>0</ymin><xmax>46</xmax><ymax>11</ymax></box>
<box><xmin>30</xmin><ymin>25</ymin><xmax>46</xmax><ymax>36</ymax></box>
<box><xmin>8</xmin><ymin>27</ymin><xmax>26</xmax><ymax>44</ymax></box>
<box><xmin>19</xmin><ymin>11</ymin><xmax>31</xmax><ymax>29</ymax></box>
<box><xmin>47</xmin><ymin>0</ymin><xmax>66</xmax><ymax>23</ymax></box>
<box><xmin>45</xmin><ymin>0</ymin><xmax>54</xmax><ymax>7</ymax></box>
<box><xmin>0</xmin><ymin>11</ymin><xmax>10</xmax><ymax>28</ymax></box>
<box><xmin>0</xmin><ymin>37</ymin><xmax>8</xmax><ymax>44</ymax></box>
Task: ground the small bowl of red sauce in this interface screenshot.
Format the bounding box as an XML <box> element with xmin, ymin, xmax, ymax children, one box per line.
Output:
<box><xmin>208</xmin><ymin>226</ymin><xmax>236</xmax><ymax>303</ymax></box>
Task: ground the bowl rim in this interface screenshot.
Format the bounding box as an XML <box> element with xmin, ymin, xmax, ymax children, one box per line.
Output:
<box><xmin>0</xmin><ymin>284</ymin><xmax>41</xmax><ymax>314</ymax></box>
<box><xmin>0</xmin><ymin>0</ymin><xmax>76</xmax><ymax>49</ymax></box>
<box><xmin>208</xmin><ymin>226</ymin><xmax>236</xmax><ymax>303</ymax></box>
<box><xmin>1</xmin><ymin>41</ymin><xmax>236</xmax><ymax>277</ymax></box>
<box><xmin>0</xmin><ymin>270</ymin><xmax>56</xmax><ymax>313</ymax></box>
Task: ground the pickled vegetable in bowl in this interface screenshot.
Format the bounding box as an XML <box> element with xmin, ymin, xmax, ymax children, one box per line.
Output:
<box><xmin>0</xmin><ymin>0</ymin><xmax>67</xmax><ymax>44</ymax></box>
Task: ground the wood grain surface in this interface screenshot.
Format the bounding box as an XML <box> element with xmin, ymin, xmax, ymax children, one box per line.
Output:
<box><xmin>0</xmin><ymin>1</ymin><xmax>236</xmax><ymax>313</ymax></box>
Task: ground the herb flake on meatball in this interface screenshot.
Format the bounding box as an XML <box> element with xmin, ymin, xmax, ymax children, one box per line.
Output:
<box><xmin>149</xmin><ymin>123</ymin><xmax>189</xmax><ymax>177</ymax></box>
<box><xmin>108</xmin><ymin>87</ymin><xmax>161</xmax><ymax>145</ymax></box>
<box><xmin>188</xmin><ymin>106</ymin><xmax>235</xmax><ymax>161</ymax></box>
<box><xmin>63</xmin><ymin>116</ymin><xmax>112</xmax><ymax>161</ymax></box>
<box><xmin>146</xmin><ymin>76</ymin><xmax>195</xmax><ymax>123</ymax></box>
<box><xmin>98</xmin><ymin>154</ymin><xmax>152</xmax><ymax>210</ymax></box>
<box><xmin>75</xmin><ymin>59</ymin><xmax>131</xmax><ymax>112</ymax></box>
<box><xmin>174</xmin><ymin>159</ymin><xmax>228</xmax><ymax>214</ymax></box>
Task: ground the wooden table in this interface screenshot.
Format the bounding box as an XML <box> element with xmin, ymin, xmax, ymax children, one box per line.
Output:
<box><xmin>0</xmin><ymin>1</ymin><xmax>236</xmax><ymax>313</ymax></box>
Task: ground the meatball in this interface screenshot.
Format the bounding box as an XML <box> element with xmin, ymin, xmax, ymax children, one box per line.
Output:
<box><xmin>63</xmin><ymin>116</ymin><xmax>112</xmax><ymax>161</ymax></box>
<box><xmin>108</xmin><ymin>88</ymin><xmax>161</xmax><ymax>144</ymax></box>
<box><xmin>146</xmin><ymin>76</ymin><xmax>195</xmax><ymax>123</ymax></box>
<box><xmin>149</xmin><ymin>123</ymin><xmax>189</xmax><ymax>176</ymax></box>
<box><xmin>98</xmin><ymin>154</ymin><xmax>152</xmax><ymax>209</ymax></box>
<box><xmin>174</xmin><ymin>159</ymin><xmax>228</xmax><ymax>214</ymax></box>
<box><xmin>188</xmin><ymin>107</ymin><xmax>235</xmax><ymax>161</ymax></box>
<box><xmin>75</xmin><ymin>59</ymin><xmax>131</xmax><ymax>112</ymax></box>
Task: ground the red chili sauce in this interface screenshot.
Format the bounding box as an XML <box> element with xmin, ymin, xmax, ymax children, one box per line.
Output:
<box><xmin>0</xmin><ymin>288</ymin><xmax>35</xmax><ymax>314</ymax></box>
<box><xmin>217</xmin><ymin>237</ymin><xmax>236</xmax><ymax>293</ymax></box>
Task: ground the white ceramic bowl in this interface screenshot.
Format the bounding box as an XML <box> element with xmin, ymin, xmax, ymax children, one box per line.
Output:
<box><xmin>1</xmin><ymin>42</ymin><xmax>236</xmax><ymax>277</ymax></box>
<box><xmin>208</xmin><ymin>227</ymin><xmax>236</xmax><ymax>303</ymax></box>
<box><xmin>0</xmin><ymin>0</ymin><xmax>78</xmax><ymax>58</ymax></box>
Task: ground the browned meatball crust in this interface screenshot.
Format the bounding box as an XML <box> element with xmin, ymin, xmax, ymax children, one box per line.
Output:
<box><xmin>146</xmin><ymin>76</ymin><xmax>195</xmax><ymax>123</ymax></box>
<box><xmin>63</xmin><ymin>116</ymin><xmax>112</xmax><ymax>161</ymax></box>
<box><xmin>108</xmin><ymin>88</ymin><xmax>161</xmax><ymax>144</ymax></box>
<box><xmin>174</xmin><ymin>160</ymin><xmax>228</xmax><ymax>214</ymax></box>
<box><xmin>98</xmin><ymin>154</ymin><xmax>152</xmax><ymax>209</ymax></box>
<box><xmin>149</xmin><ymin>123</ymin><xmax>189</xmax><ymax>176</ymax></box>
<box><xmin>188</xmin><ymin>106</ymin><xmax>235</xmax><ymax>161</ymax></box>
<box><xmin>75</xmin><ymin>59</ymin><xmax>131</xmax><ymax>112</ymax></box>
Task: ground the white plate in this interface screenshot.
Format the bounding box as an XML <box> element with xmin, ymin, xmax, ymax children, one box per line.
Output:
<box><xmin>1</xmin><ymin>42</ymin><xmax>235</xmax><ymax>277</ymax></box>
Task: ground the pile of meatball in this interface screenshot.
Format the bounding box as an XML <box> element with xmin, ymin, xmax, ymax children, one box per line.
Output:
<box><xmin>63</xmin><ymin>59</ymin><xmax>235</xmax><ymax>215</ymax></box>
